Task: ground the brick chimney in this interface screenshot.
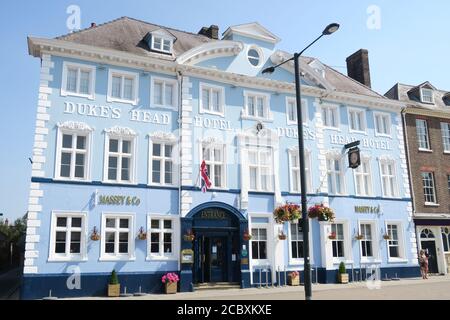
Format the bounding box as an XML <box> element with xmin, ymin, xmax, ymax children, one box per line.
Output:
<box><xmin>198</xmin><ymin>25</ymin><xmax>219</xmax><ymax>40</ymax></box>
<box><xmin>346</xmin><ymin>49</ymin><xmax>372</xmax><ymax>88</ymax></box>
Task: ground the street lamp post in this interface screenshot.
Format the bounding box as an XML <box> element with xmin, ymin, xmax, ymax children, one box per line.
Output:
<box><xmin>263</xmin><ymin>23</ymin><xmax>339</xmax><ymax>300</ymax></box>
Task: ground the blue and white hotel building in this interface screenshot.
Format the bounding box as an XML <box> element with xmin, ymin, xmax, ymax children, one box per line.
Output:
<box><xmin>23</xmin><ymin>17</ymin><xmax>419</xmax><ymax>299</ymax></box>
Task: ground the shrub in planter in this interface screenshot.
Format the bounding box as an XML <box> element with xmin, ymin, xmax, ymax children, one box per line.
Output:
<box><xmin>338</xmin><ymin>262</ymin><xmax>349</xmax><ymax>284</ymax></box>
<box><xmin>108</xmin><ymin>270</ymin><xmax>120</xmax><ymax>297</ymax></box>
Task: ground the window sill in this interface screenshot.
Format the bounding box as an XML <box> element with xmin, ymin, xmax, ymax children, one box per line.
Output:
<box><xmin>418</xmin><ymin>148</ymin><xmax>433</xmax><ymax>153</ymax></box>
<box><xmin>241</xmin><ymin>114</ymin><xmax>274</xmax><ymax>123</ymax></box>
<box><xmin>99</xmin><ymin>256</ymin><xmax>136</xmax><ymax>262</ymax></box>
<box><xmin>387</xmin><ymin>258</ymin><xmax>408</xmax><ymax>264</ymax></box>
<box><xmin>54</xmin><ymin>177</ymin><xmax>92</xmax><ymax>183</ymax></box>
<box><xmin>107</xmin><ymin>96</ymin><xmax>138</xmax><ymax>106</ymax></box>
<box><xmin>332</xmin><ymin>259</ymin><xmax>354</xmax><ymax>265</ymax></box>
<box><xmin>48</xmin><ymin>256</ymin><xmax>88</xmax><ymax>263</ymax></box>
<box><xmin>444</xmin><ymin>151</ymin><xmax>450</xmax><ymax>155</ymax></box>
<box><xmin>348</xmin><ymin>130</ymin><xmax>368</xmax><ymax>135</ymax></box>
<box><xmin>424</xmin><ymin>203</ymin><xmax>440</xmax><ymax>207</ymax></box>
<box><xmin>360</xmin><ymin>259</ymin><xmax>382</xmax><ymax>264</ymax></box>
<box><xmin>323</xmin><ymin>126</ymin><xmax>341</xmax><ymax>132</ymax></box>
<box><xmin>102</xmin><ymin>180</ymin><xmax>138</xmax><ymax>186</ymax></box>
<box><xmin>249</xmin><ymin>190</ymin><xmax>275</xmax><ymax>194</ymax></box>
<box><xmin>374</xmin><ymin>133</ymin><xmax>392</xmax><ymax>139</ymax></box>
<box><xmin>146</xmin><ymin>256</ymin><xmax>178</xmax><ymax>262</ymax></box>
<box><xmin>152</xmin><ymin>104</ymin><xmax>177</xmax><ymax>111</ymax></box>
<box><xmin>286</xmin><ymin>121</ymin><xmax>308</xmax><ymax>127</ymax></box>
<box><xmin>200</xmin><ymin>110</ymin><xmax>226</xmax><ymax>118</ymax></box>
<box><xmin>61</xmin><ymin>91</ymin><xmax>95</xmax><ymax>101</ymax></box>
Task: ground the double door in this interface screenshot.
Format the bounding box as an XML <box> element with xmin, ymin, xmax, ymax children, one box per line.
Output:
<box><xmin>197</xmin><ymin>236</ymin><xmax>228</xmax><ymax>283</ymax></box>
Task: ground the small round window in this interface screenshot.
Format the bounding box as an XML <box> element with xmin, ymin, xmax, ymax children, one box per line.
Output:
<box><xmin>247</xmin><ymin>48</ymin><xmax>261</xmax><ymax>66</ymax></box>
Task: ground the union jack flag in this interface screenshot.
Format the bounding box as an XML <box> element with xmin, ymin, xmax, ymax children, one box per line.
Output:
<box><xmin>200</xmin><ymin>160</ymin><xmax>212</xmax><ymax>193</ymax></box>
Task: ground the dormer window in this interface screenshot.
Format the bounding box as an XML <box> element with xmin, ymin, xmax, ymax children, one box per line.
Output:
<box><xmin>144</xmin><ymin>29</ymin><xmax>176</xmax><ymax>55</ymax></box>
<box><xmin>420</xmin><ymin>88</ymin><xmax>434</xmax><ymax>104</ymax></box>
<box><xmin>152</xmin><ymin>36</ymin><xmax>172</xmax><ymax>53</ymax></box>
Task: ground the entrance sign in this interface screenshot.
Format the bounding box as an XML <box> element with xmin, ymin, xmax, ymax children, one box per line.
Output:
<box><xmin>200</xmin><ymin>209</ymin><xmax>227</xmax><ymax>220</ymax></box>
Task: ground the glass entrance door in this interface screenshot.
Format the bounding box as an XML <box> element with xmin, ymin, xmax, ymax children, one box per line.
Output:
<box><xmin>209</xmin><ymin>237</ymin><xmax>227</xmax><ymax>283</ymax></box>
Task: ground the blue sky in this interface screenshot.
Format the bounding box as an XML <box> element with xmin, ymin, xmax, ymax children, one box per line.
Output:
<box><xmin>0</xmin><ymin>0</ymin><xmax>449</xmax><ymax>221</ymax></box>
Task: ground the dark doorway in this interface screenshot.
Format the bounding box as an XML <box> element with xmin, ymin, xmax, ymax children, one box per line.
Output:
<box><xmin>198</xmin><ymin>236</ymin><xmax>227</xmax><ymax>283</ymax></box>
<box><xmin>421</xmin><ymin>241</ymin><xmax>439</xmax><ymax>273</ymax></box>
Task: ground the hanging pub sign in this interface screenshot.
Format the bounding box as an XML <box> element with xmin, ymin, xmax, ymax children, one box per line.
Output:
<box><xmin>348</xmin><ymin>147</ymin><xmax>361</xmax><ymax>169</ymax></box>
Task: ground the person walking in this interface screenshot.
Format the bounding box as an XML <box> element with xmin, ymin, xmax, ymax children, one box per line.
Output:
<box><xmin>419</xmin><ymin>249</ymin><xmax>429</xmax><ymax>279</ymax></box>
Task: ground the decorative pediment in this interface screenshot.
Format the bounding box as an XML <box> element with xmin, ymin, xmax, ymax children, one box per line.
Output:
<box><xmin>149</xmin><ymin>131</ymin><xmax>177</xmax><ymax>141</ymax></box>
<box><xmin>200</xmin><ymin>136</ymin><xmax>224</xmax><ymax>146</ymax></box>
<box><xmin>378</xmin><ymin>155</ymin><xmax>395</xmax><ymax>162</ymax></box>
<box><xmin>105</xmin><ymin>126</ymin><xmax>137</xmax><ymax>137</ymax></box>
<box><xmin>270</xmin><ymin>51</ymin><xmax>334</xmax><ymax>91</ymax></box>
<box><xmin>222</xmin><ymin>22</ymin><xmax>281</xmax><ymax>44</ymax></box>
<box><xmin>149</xmin><ymin>28</ymin><xmax>177</xmax><ymax>41</ymax></box>
<box><xmin>326</xmin><ymin>149</ymin><xmax>342</xmax><ymax>159</ymax></box>
<box><xmin>57</xmin><ymin>121</ymin><xmax>93</xmax><ymax>132</ymax></box>
<box><xmin>237</xmin><ymin>124</ymin><xmax>279</xmax><ymax>147</ymax></box>
<box><xmin>177</xmin><ymin>41</ymin><xmax>243</xmax><ymax>65</ymax></box>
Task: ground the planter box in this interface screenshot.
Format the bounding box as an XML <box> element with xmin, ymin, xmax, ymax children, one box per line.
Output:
<box><xmin>165</xmin><ymin>282</ymin><xmax>178</xmax><ymax>294</ymax></box>
<box><xmin>108</xmin><ymin>284</ymin><xmax>120</xmax><ymax>297</ymax></box>
<box><xmin>338</xmin><ymin>273</ymin><xmax>349</xmax><ymax>284</ymax></box>
<box><xmin>288</xmin><ymin>275</ymin><xmax>300</xmax><ymax>286</ymax></box>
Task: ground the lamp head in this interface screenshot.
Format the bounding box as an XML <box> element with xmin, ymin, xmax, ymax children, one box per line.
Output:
<box><xmin>262</xmin><ymin>66</ymin><xmax>275</xmax><ymax>74</ymax></box>
<box><xmin>322</xmin><ymin>23</ymin><xmax>340</xmax><ymax>35</ymax></box>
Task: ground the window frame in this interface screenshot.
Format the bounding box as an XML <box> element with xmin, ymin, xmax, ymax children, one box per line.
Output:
<box><xmin>421</xmin><ymin>171</ymin><xmax>438</xmax><ymax>205</ymax></box>
<box><xmin>200</xmin><ymin>141</ymin><xmax>227</xmax><ymax>189</ymax></box>
<box><xmin>384</xmin><ymin>221</ymin><xmax>407</xmax><ymax>262</ymax></box>
<box><xmin>247</xmin><ymin>147</ymin><xmax>274</xmax><ymax>192</ymax></box>
<box><xmin>103</xmin><ymin>130</ymin><xmax>137</xmax><ymax>185</ymax></box>
<box><xmin>146</xmin><ymin>214</ymin><xmax>179</xmax><ymax>261</ymax></box>
<box><xmin>288</xmin><ymin>219</ymin><xmax>314</xmax><ymax>265</ymax></box>
<box><xmin>326</xmin><ymin>154</ymin><xmax>346</xmax><ymax>195</ymax></box>
<box><xmin>416</xmin><ymin>119</ymin><xmax>431</xmax><ymax>151</ymax></box>
<box><xmin>107</xmin><ymin>68</ymin><xmax>139</xmax><ymax>105</ymax></box>
<box><xmin>347</xmin><ymin>107</ymin><xmax>367</xmax><ymax>134</ymax></box>
<box><xmin>151</xmin><ymin>35</ymin><xmax>173</xmax><ymax>54</ymax></box>
<box><xmin>151</xmin><ymin>76</ymin><xmax>178</xmax><ymax>110</ymax></box>
<box><xmin>48</xmin><ymin>211</ymin><xmax>88</xmax><ymax>262</ymax></box>
<box><xmin>149</xmin><ymin>138</ymin><xmax>177</xmax><ymax>187</ymax></box>
<box><xmin>247</xmin><ymin>46</ymin><xmax>263</xmax><ymax>68</ymax></box>
<box><xmin>61</xmin><ymin>61</ymin><xmax>96</xmax><ymax>100</ymax></box>
<box><xmin>358</xmin><ymin>220</ymin><xmax>380</xmax><ymax>263</ymax></box>
<box><xmin>420</xmin><ymin>88</ymin><xmax>434</xmax><ymax>104</ymax></box>
<box><xmin>441</xmin><ymin>122</ymin><xmax>450</xmax><ymax>153</ymax></box>
<box><xmin>373</xmin><ymin>111</ymin><xmax>392</xmax><ymax>137</ymax></box>
<box><xmin>288</xmin><ymin>147</ymin><xmax>312</xmax><ymax>194</ymax></box>
<box><xmin>321</xmin><ymin>103</ymin><xmax>340</xmax><ymax>130</ymax></box>
<box><xmin>285</xmin><ymin>97</ymin><xmax>308</xmax><ymax>126</ymax></box>
<box><xmin>378</xmin><ymin>158</ymin><xmax>399</xmax><ymax>198</ymax></box>
<box><xmin>199</xmin><ymin>83</ymin><xmax>226</xmax><ymax>117</ymax></box>
<box><xmin>54</xmin><ymin>125</ymin><xmax>93</xmax><ymax>182</ymax></box>
<box><xmin>100</xmin><ymin>213</ymin><xmax>136</xmax><ymax>261</ymax></box>
<box><xmin>353</xmin><ymin>156</ymin><xmax>373</xmax><ymax>196</ymax></box>
<box><xmin>330</xmin><ymin>220</ymin><xmax>353</xmax><ymax>265</ymax></box>
<box><xmin>242</xmin><ymin>91</ymin><xmax>273</xmax><ymax>122</ymax></box>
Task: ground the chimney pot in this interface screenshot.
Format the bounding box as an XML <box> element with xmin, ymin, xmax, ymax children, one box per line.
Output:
<box><xmin>91</xmin><ymin>23</ymin><xmax>97</xmax><ymax>28</ymax></box>
<box><xmin>198</xmin><ymin>25</ymin><xmax>219</xmax><ymax>40</ymax></box>
<box><xmin>346</xmin><ymin>49</ymin><xmax>372</xmax><ymax>88</ymax></box>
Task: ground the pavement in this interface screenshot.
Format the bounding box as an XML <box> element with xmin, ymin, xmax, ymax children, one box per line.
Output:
<box><xmin>0</xmin><ymin>267</ymin><xmax>22</xmax><ymax>300</ymax></box>
<box><xmin>62</xmin><ymin>274</ymin><xmax>450</xmax><ymax>300</ymax></box>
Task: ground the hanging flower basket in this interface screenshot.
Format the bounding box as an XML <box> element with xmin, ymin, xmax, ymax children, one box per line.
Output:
<box><xmin>243</xmin><ymin>230</ymin><xmax>252</xmax><ymax>241</ymax></box>
<box><xmin>328</xmin><ymin>231</ymin><xmax>337</xmax><ymax>240</ymax></box>
<box><xmin>90</xmin><ymin>227</ymin><xmax>100</xmax><ymax>241</ymax></box>
<box><xmin>355</xmin><ymin>234</ymin><xmax>364</xmax><ymax>240</ymax></box>
<box><xmin>278</xmin><ymin>231</ymin><xmax>287</xmax><ymax>240</ymax></box>
<box><xmin>273</xmin><ymin>203</ymin><xmax>301</xmax><ymax>224</ymax></box>
<box><xmin>183</xmin><ymin>230</ymin><xmax>195</xmax><ymax>242</ymax></box>
<box><xmin>137</xmin><ymin>227</ymin><xmax>147</xmax><ymax>240</ymax></box>
<box><xmin>383</xmin><ymin>234</ymin><xmax>391</xmax><ymax>240</ymax></box>
<box><xmin>308</xmin><ymin>204</ymin><xmax>335</xmax><ymax>222</ymax></box>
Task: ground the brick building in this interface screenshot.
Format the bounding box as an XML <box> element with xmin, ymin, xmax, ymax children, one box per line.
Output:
<box><xmin>386</xmin><ymin>82</ymin><xmax>450</xmax><ymax>274</ymax></box>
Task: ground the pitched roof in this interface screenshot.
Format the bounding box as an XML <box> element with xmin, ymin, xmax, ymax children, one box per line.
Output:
<box><xmin>385</xmin><ymin>82</ymin><xmax>450</xmax><ymax>110</ymax></box>
<box><xmin>56</xmin><ymin>17</ymin><xmax>215</xmax><ymax>60</ymax></box>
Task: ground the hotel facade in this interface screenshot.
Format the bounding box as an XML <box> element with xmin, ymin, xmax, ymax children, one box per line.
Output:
<box><xmin>23</xmin><ymin>17</ymin><xmax>419</xmax><ymax>299</ymax></box>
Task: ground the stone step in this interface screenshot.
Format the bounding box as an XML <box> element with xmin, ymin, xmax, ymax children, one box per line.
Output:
<box><xmin>194</xmin><ymin>282</ymin><xmax>241</xmax><ymax>291</ymax></box>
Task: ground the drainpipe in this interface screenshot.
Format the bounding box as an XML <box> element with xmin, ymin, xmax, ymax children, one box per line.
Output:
<box><xmin>401</xmin><ymin>107</ymin><xmax>419</xmax><ymax>255</ymax></box>
<box><xmin>176</xmin><ymin>68</ymin><xmax>183</xmax><ymax>273</ymax></box>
